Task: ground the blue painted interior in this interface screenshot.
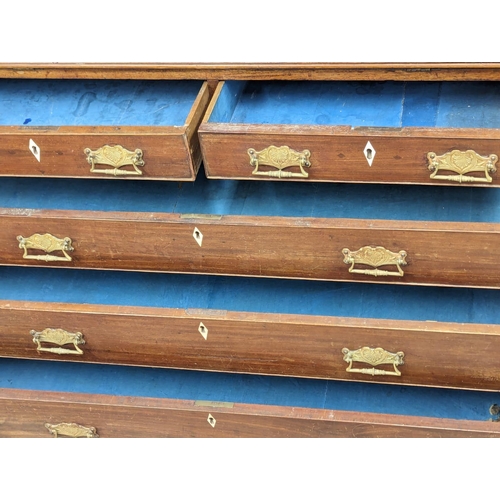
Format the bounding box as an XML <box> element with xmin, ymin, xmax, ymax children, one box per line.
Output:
<box><xmin>1</xmin><ymin>266</ymin><xmax>500</xmax><ymax>325</ymax></box>
<box><xmin>0</xmin><ymin>80</ymin><xmax>203</xmax><ymax>126</ymax></box>
<box><xmin>208</xmin><ymin>81</ymin><xmax>246</xmax><ymax>123</ymax></box>
<box><xmin>0</xmin><ymin>358</ymin><xmax>496</xmax><ymax>421</ymax></box>
<box><xmin>1</xmin><ymin>80</ymin><xmax>498</xmax><ymax>425</ymax></box>
<box><xmin>209</xmin><ymin>81</ymin><xmax>500</xmax><ymax>128</ymax></box>
<box><xmin>2</xmin><ymin>171</ymin><xmax>500</xmax><ymax>222</ymax></box>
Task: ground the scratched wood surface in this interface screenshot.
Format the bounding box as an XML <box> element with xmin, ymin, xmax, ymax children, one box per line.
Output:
<box><xmin>2</xmin><ymin>63</ymin><xmax>500</xmax><ymax>81</ymax></box>
<box><xmin>0</xmin><ymin>81</ymin><xmax>211</xmax><ymax>180</ymax></box>
<box><xmin>2</xmin><ymin>300</ymin><xmax>500</xmax><ymax>391</ymax></box>
<box><xmin>200</xmin><ymin>81</ymin><xmax>500</xmax><ymax>186</ymax></box>
<box><xmin>1</xmin><ymin>388</ymin><xmax>498</xmax><ymax>437</ymax></box>
<box><xmin>2</xmin><ymin>208</ymin><xmax>500</xmax><ymax>288</ymax></box>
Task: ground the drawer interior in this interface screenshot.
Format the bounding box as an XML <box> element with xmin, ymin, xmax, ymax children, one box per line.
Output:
<box><xmin>209</xmin><ymin>80</ymin><xmax>500</xmax><ymax>128</ymax></box>
<box><xmin>2</xmin><ymin>171</ymin><xmax>500</xmax><ymax>223</ymax></box>
<box><xmin>0</xmin><ymin>80</ymin><xmax>204</xmax><ymax>126</ymax></box>
<box><xmin>0</xmin><ymin>357</ymin><xmax>496</xmax><ymax>421</ymax></box>
<box><xmin>1</xmin><ymin>266</ymin><xmax>500</xmax><ymax>325</ymax></box>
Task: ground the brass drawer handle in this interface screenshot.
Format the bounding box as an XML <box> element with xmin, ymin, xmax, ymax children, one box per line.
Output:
<box><xmin>427</xmin><ymin>149</ymin><xmax>498</xmax><ymax>183</ymax></box>
<box><xmin>248</xmin><ymin>145</ymin><xmax>311</xmax><ymax>178</ymax></box>
<box><xmin>31</xmin><ymin>328</ymin><xmax>85</xmax><ymax>355</ymax></box>
<box><xmin>342</xmin><ymin>246</ymin><xmax>407</xmax><ymax>277</ymax></box>
<box><xmin>342</xmin><ymin>347</ymin><xmax>405</xmax><ymax>377</ymax></box>
<box><xmin>17</xmin><ymin>233</ymin><xmax>74</xmax><ymax>262</ymax></box>
<box><xmin>45</xmin><ymin>423</ymin><xmax>98</xmax><ymax>438</ymax></box>
<box><xmin>85</xmin><ymin>145</ymin><xmax>144</xmax><ymax>176</ymax></box>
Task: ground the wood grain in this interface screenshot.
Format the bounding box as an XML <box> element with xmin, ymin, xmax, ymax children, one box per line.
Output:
<box><xmin>1</xmin><ymin>301</ymin><xmax>500</xmax><ymax>390</ymax></box>
<box><xmin>200</xmin><ymin>124</ymin><xmax>500</xmax><ymax>188</ymax></box>
<box><xmin>0</xmin><ymin>83</ymin><xmax>210</xmax><ymax>181</ymax></box>
<box><xmin>1</xmin><ymin>388</ymin><xmax>498</xmax><ymax>437</ymax></box>
<box><xmin>2</xmin><ymin>209</ymin><xmax>500</xmax><ymax>288</ymax></box>
<box><xmin>2</xmin><ymin>63</ymin><xmax>500</xmax><ymax>81</ymax></box>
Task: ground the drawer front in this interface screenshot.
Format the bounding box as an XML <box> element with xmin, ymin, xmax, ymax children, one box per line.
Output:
<box><xmin>2</xmin><ymin>210</ymin><xmax>500</xmax><ymax>288</ymax></box>
<box><xmin>2</xmin><ymin>302</ymin><xmax>500</xmax><ymax>391</ymax></box>
<box><xmin>0</xmin><ymin>132</ymin><xmax>196</xmax><ymax>180</ymax></box>
<box><xmin>200</xmin><ymin>127</ymin><xmax>500</xmax><ymax>186</ymax></box>
<box><xmin>1</xmin><ymin>389</ymin><xmax>499</xmax><ymax>438</ymax></box>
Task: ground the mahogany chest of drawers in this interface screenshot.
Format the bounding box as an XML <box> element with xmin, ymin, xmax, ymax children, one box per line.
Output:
<box><xmin>0</xmin><ymin>63</ymin><xmax>499</xmax><ymax>438</ymax></box>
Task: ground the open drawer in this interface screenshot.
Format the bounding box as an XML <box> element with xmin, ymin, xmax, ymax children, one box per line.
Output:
<box><xmin>0</xmin><ymin>80</ymin><xmax>210</xmax><ymax>180</ymax></box>
<box><xmin>2</xmin><ymin>176</ymin><xmax>500</xmax><ymax>288</ymax></box>
<box><xmin>0</xmin><ymin>358</ymin><xmax>498</xmax><ymax>437</ymax></box>
<box><xmin>1</xmin><ymin>266</ymin><xmax>500</xmax><ymax>391</ymax></box>
<box><xmin>199</xmin><ymin>81</ymin><xmax>500</xmax><ymax>186</ymax></box>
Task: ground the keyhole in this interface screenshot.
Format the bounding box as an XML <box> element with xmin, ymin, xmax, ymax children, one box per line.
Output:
<box><xmin>366</xmin><ymin>148</ymin><xmax>372</xmax><ymax>160</ymax></box>
<box><xmin>193</xmin><ymin>227</ymin><xmax>203</xmax><ymax>247</ymax></box>
<box><xmin>198</xmin><ymin>322</ymin><xmax>208</xmax><ymax>340</ymax></box>
<box><xmin>29</xmin><ymin>140</ymin><xmax>41</xmax><ymax>162</ymax></box>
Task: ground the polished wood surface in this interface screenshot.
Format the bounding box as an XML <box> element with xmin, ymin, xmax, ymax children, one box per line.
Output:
<box><xmin>200</xmin><ymin>80</ymin><xmax>500</xmax><ymax>186</ymax></box>
<box><xmin>2</xmin><ymin>63</ymin><xmax>500</xmax><ymax>81</ymax></box>
<box><xmin>2</xmin><ymin>209</ymin><xmax>500</xmax><ymax>288</ymax></box>
<box><xmin>0</xmin><ymin>82</ymin><xmax>210</xmax><ymax>181</ymax></box>
<box><xmin>200</xmin><ymin>124</ymin><xmax>500</xmax><ymax>186</ymax></box>
<box><xmin>1</xmin><ymin>301</ymin><xmax>500</xmax><ymax>390</ymax></box>
<box><xmin>1</xmin><ymin>62</ymin><xmax>498</xmax><ymax>438</ymax></box>
<box><xmin>1</xmin><ymin>388</ymin><xmax>498</xmax><ymax>437</ymax></box>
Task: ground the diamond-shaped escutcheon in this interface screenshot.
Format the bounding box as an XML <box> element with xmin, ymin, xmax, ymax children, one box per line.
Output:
<box><xmin>364</xmin><ymin>141</ymin><xmax>376</xmax><ymax>166</ymax></box>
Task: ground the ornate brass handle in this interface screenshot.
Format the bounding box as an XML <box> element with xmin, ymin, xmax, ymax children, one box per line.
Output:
<box><xmin>248</xmin><ymin>145</ymin><xmax>311</xmax><ymax>178</ymax></box>
<box><xmin>342</xmin><ymin>246</ymin><xmax>407</xmax><ymax>277</ymax></box>
<box><xmin>84</xmin><ymin>145</ymin><xmax>144</xmax><ymax>176</ymax></box>
<box><xmin>427</xmin><ymin>149</ymin><xmax>498</xmax><ymax>183</ymax></box>
<box><xmin>31</xmin><ymin>328</ymin><xmax>85</xmax><ymax>355</ymax></box>
<box><xmin>45</xmin><ymin>423</ymin><xmax>98</xmax><ymax>438</ymax></box>
<box><xmin>342</xmin><ymin>347</ymin><xmax>405</xmax><ymax>376</ymax></box>
<box><xmin>17</xmin><ymin>233</ymin><xmax>74</xmax><ymax>262</ymax></box>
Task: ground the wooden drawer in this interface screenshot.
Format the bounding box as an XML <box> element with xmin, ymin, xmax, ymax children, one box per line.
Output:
<box><xmin>2</xmin><ymin>208</ymin><xmax>500</xmax><ymax>288</ymax></box>
<box><xmin>0</xmin><ymin>359</ymin><xmax>498</xmax><ymax>438</ymax></box>
<box><xmin>3</xmin><ymin>302</ymin><xmax>500</xmax><ymax>391</ymax></box>
<box><xmin>200</xmin><ymin>81</ymin><xmax>500</xmax><ymax>187</ymax></box>
<box><xmin>2</xmin><ymin>175</ymin><xmax>500</xmax><ymax>288</ymax></box>
<box><xmin>0</xmin><ymin>80</ymin><xmax>210</xmax><ymax>181</ymax></box>
<box><xmin>2</xmin><ymin>267</ymin><xmax>500</xmax><ymax>391</ymax></box>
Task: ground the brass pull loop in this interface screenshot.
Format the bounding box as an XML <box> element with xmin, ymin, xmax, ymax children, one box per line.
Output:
<box><xmin>45</xmin><ymin>423</ymin><xmax>98</xmax><ymax>438</ymax></box>
<box><xmin>427</xmin><ymin>149</ymin><xmax>498</xmax><ymax>183</ymax></box>
<box><xmin>342</xmin><ymin>246</ymin><xmax>407</xmax><ymax>277</ymax></box>
<box><xmin>31</xmin><ymin>328</ymin><xmax>85</xmax><ymax>355</ymax></box>
<box><xmin>17</xmin><ymin>233</ymin><xmax>74</xmax><ymax>262</ymax></box>
<box><xmin>248</xmin><ymin>145</ymin><xmax>311</xmax><ymax>178</ymax></box>
<box><xmin>342</xmin><ymin>347</ymin><xmax>405</xmax><ymax>377</ymax></box>
<box><xmin>85</xmin><ymin>145</ymin><xmax>144</xmax><ymax>176</ymax></box>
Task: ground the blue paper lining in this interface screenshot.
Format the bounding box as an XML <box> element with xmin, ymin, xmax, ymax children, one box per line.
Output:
<box><xmin>0</xmin><ymin>358</ymin><xmax>495</xmax><ymax>421</ymax></box>
<box><xmin>209</xmin><ymin>81</ymin><xmax>500</xmax><ymax>128</ymax></box>
<box><xmin>1</xmin><ymin>266</ymin><xmax>500</xmax><ymax>325</ymax></box>
<box><xmin>0</xmin><ymin>80</ymin><xmax>203</xmax><ymax>126</ymax></box>
<box><xmin>1</xmin><ymin>171</ymin><xmax>500</xmax><ymax>223</ymax></box>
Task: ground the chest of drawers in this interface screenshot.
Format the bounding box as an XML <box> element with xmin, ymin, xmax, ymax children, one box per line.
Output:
<box><xmin>0</xmin><ymin>63</ymin><xmax>499</xmax><ymax>438</ymax></box>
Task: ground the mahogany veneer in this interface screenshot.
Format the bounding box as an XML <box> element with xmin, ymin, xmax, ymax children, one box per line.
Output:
<box><xmin>2</xmin><ymin>209</ymin><xmax>500</xmax><ymax>288</ymax></box>
<box><xmin>1</xmin><ymin>388</ymin><xmax>498</xmax><ymax>438</ymax></box>
<box><xmin>1</xmin><ymin>301</ymin><xmax>499</xmax><ymax>391</ymax></box>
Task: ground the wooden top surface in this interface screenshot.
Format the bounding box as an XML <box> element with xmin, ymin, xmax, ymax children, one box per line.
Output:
<box><xmin>1</xmin><ymin>63</ymin><xmax>500</xmax><ymax>80</ymax></box>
